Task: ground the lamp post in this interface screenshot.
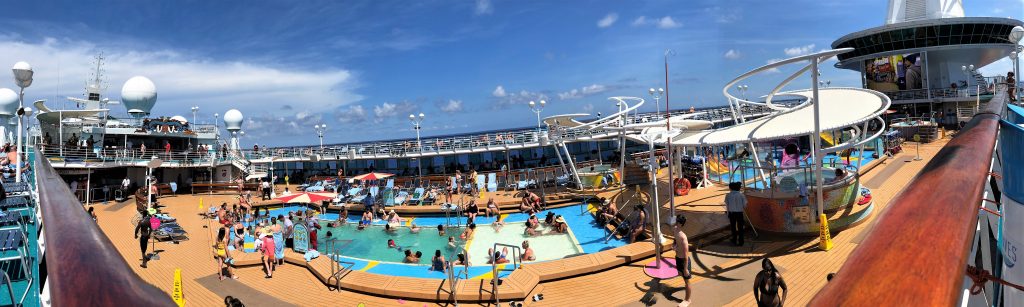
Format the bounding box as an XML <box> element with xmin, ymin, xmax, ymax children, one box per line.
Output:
<box><xmin>596</xmin><ymin>112</ymin><xmax>603</xmax><ymax>165</ymax></box>
<box><xmin>1010</xmin><ymin>26</ymin><xmax>1023</xmax><ymax>102</ymax></box>
<box><xmin>528</xmin><ymin>100</ymin><xmax>546</xmax><ymax>139</ymax></box>
<box><xmin>648</xmin><ymin>88</ymin><xmax>664</xmax><ymax>118</ymax></box>
<box><xmin>314</xmin><ymin>124</ymin><xmax>327</xmax><ymax>150</ymax></box>
<box><xmin>737</xmin><ymin>85</ymin><xmax>748</xmax><ymax>100</ymax></box>
<box><xmin>12</xmin><ymin>61</ymin><xmax>32</xmax><ymax>183</ymax></box>
<box><xmin>190</xmin><ymin>106</ymin><xmax>199</xmax><ymax>126</ymax></box>
<box><xmin>409</xmin><ymin>113</ymin><xmax>425</xmax><ymax>178</ymax></box>
<box><xmin>961</xmin><ymin>64</ymin><xmax>976</xmax><ymax>88</ymax></box>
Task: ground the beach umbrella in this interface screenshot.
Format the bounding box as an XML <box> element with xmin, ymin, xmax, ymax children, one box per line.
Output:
<box><xmin>274</xmin><ymin>192</ymin><xmax>338</xmax><ymax>205</ymax></box>
<box><xmin>351</xmin><ymin>172</ymin><xmax>394</xmax><ymax>181</ymax></box>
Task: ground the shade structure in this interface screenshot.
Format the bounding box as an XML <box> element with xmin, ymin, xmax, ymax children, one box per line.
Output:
<box><xmin>274</xmin><ymin>192</ymin><xmax>338</xmax><ymax>205</ymax></box>
<box><xmin>351</xmin><ymin>172</ymin><xmax>394</xmax><ymax>181</ymax></box>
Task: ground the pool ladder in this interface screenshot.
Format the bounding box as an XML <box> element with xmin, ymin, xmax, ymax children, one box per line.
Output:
<box><xmin>324</xmin><ymin>239</ymin><xmax>355</xmax><ymax>291</ymax></box>
<box><xmin>444</xmin><ymin>253</ymin><xmax>469</xmax><ymax>306</ymax></box>
<box><xmin>484</xmin><ymin>243</ymin><xmax>522</xmax><ymax>306</ymax></box>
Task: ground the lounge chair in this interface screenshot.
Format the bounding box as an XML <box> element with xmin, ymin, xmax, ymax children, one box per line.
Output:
<box><xmin>394</xmin><ymin>189</ymin><xmax>410</xmax><ymax>205</ymax></box>
<box><xmin>348</xmin><ymin>188</ymin><xmax>368</xmax><ymax>204</ymax></box>
<box><xmin>487</xmin><ymin>173</ymin><xmax>497</xmax><ymax>192</ymax></box>
<box><xmin>476</xmin><ymin>175</ymin><xmax>485</xmax><ymax>193</ymax></box>
<box><xmin>408</xmin><ymin>187</ymin><xmax>425</xmax><ymax>205</ymax></box>
<box><xmin>381</xmin><ymin>189</ymin><xmax>395</xmax><ymax>207</ymax></box>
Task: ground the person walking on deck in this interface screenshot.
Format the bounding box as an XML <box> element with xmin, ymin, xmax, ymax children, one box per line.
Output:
<box><xmin>753</xmin><ymin>258</ymin><xmax>788</xmax><ymax>307</ymax></box>
<box><xmin>673</xmin><ymin>214</ymin><xmax>692</xmax><ymax>306</ymax></box>
<box><xmin>134</xmin><ymin>210</ymin><xmax>153</xmax><ymax>268</ymax></box>
<box><xmin>725</xmin><ymin>181</ymin><xmax>748</xmax><ymax>246</ymax></box>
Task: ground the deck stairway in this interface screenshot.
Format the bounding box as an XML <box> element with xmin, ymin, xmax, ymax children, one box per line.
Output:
<box><xmin>621</xmin><ymin>163</ymin><xmax>651</xmax><ymax>186</ymax></box>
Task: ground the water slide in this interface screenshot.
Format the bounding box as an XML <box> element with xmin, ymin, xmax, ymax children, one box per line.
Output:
<box><xmin>821</xmin><ymin>132</ymin><xmax>836</xmax><ymax>146</ymax></box>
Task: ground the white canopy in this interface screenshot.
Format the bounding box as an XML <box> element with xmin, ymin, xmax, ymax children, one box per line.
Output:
<box><xmin>671</xmin><ymin>87</ymin><xmax>889</xmax><ymax>146</ymax></box>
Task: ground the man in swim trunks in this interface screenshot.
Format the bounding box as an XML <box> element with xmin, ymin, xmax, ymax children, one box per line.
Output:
<box><xmin>673</xmin><ymin>214</ymin><xmax>691</xmax><ymax>306</ymax></box>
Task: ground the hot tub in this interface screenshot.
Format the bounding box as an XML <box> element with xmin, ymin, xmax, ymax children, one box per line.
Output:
<box><xmin>743</xmin><ymin>167</ymin><xmax>862</xmax><ymax>234</ymax></box>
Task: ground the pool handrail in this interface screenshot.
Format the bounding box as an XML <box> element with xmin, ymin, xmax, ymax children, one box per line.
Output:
<box><xmin>810</xmin><ymin>88</ymin><xmax>1008</xmax><ymax>305</ymax></box>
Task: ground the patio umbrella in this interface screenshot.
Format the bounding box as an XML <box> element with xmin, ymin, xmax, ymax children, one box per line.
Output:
<box><xmin>274</xmin><ymin>192</ymin><xmax>338</xmax><ymax>205</ymax></box>
<box><xmin>351</xmin><ymin>172</ymin><xmax>394</xmax><ymax>181</ymax></box>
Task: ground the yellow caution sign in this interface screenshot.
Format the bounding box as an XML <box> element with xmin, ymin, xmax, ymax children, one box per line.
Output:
<box><xmin>818</xmin><ymin>214</ymin><xmax>834</xmax><ymax>251</ymax></box>
<box><xmin>198</xmin><ymin>198</ymin><xmax>203</xmax><ymax>210</ymax></box>
<box><xmin>172</xmin><ymin>268</ymin><xmax>185</xmax><ymax>307</ymax></box>
<box><xmin>479</xmin><ymin>190</ymin><xmax>487</xmax><ymax>200</ymax></box>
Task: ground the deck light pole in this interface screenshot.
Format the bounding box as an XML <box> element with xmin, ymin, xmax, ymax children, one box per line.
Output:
<box><xmin>1010</xmin><ymin>26</ymin><xmax>1023</xmax><ymax>102</ymax></box>
<box><xmin>961</xmin><ymin>64</ymin><xmax>976</xmax><ymax>89</ymax></box>
<box><xmin>409</xmin><ymin>113</ymin><xmax>425</xmax><ymax>178</ymax></box>
<box><xmin>314</xmin><ymin>124</ymin><xmax>327</xmax><ymax>150</ymax></box>
<box><xmin>12</xmin><ymin>61</ymin><xmax>32</xmax><ymax>183</ymax></box>
<box><xmin>190</xmin><ymin>106</ymin><xmax>199</xmax><ymax>127</ymax></box>
<box><xmin>648</xmin><ymin>88</ymin><xmax>664</xmax><ymax>118</ymax></box>
<box><xmin>528</xmin><ymin>100</ymin><xmax>546</xmax><ymax>139</ymax></box>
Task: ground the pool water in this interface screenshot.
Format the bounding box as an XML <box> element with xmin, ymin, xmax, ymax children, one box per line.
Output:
<box><xmin>315</xmin><ymin>223</ymin><xmax>463</xmax><ymax>264</ymax></box>
<box><xmin>465</xmin><ymin>222</ymin><xmax>582</xmax><ymax>263</ymax></box>
<box><xmin>261</xmin><ymin>204</ymin><xmax>625</xmax><ymax>279</ymax></box>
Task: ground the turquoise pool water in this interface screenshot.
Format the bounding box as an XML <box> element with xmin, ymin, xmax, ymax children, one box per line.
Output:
<box><xmin>261</xmin><ymin>204</ymin><xmax>626</xmax><ymax>279</ymax></box>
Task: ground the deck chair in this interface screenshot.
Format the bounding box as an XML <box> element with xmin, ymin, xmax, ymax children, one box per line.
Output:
<box><xmin>487</xmin><ymin>173</ymin><xmax>497</xmax><ymax>192</ymax></box>
<box><xmin>516</xmin><ymin>174</ymin><xmax>531</xmax><ymax>190</ymax></box>
<box><xmin>394</xmin><ymin>189</ymin><xmax>409</xmax><ymax>205</ymax></box>
<box><xmin>476</xmin><ymin>175</ymin><xmax>485</xmax><ymax>193</ymax></box>
<box><xmin>0</xmin><ymin>228</ymin><xmax>30</xmax><ymax>304</ymax></box>
<box><xmin>409</xmin><ymin>187</ymin><xmax>425</xmax><ymax>205</ymax></box>
<box><xmin>349</xmin><ymin>188</ymin><xmax>368</xmax><ymax>204</ymax></box>
<box><xmin>386</xmin><ymin>179</ymin><xmax>395</xmax><ymax>189</ymax></box>
<box><xmin>381</xmin><ymin>189</ymin><xmax>395</xmax><ymax>206</ymax></box>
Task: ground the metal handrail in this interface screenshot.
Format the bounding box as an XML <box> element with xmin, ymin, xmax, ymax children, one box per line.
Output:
<box><xmin>34</xmin><ymin>145</ymin><xmax>173</xmax><ymax>306</ymax></box>
<box><xmin>810</xmin><ymin>88</ymin><xmax>1008</xmax><ymax>305</ymax></box>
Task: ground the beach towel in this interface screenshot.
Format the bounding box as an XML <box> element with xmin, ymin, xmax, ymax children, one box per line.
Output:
<box><xmin>274</xmin><ymin>232</ymin><xmax>285</xmax><ymax>259</ymax></box>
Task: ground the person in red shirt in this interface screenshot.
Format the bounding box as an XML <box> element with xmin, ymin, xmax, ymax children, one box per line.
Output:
<box><xmin>261</xmin><ymin>231</ymin><xmax>276</xmax><ymax>278</ymax></box>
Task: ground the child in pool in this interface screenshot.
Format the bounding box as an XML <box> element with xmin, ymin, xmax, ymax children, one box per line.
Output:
<box><xmin>388</xmin><ymin>239</ymin><xmax>402</xmax><ymax>251</ymax></box>
<box><xmin>447</xmin><ymin>236</ymin><xmax>457</xmax><ymax>250</ymax></box>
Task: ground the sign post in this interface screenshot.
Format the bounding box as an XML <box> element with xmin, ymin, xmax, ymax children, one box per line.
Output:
<box><xmin>292</xmin><ymin>223</ymin><xmax>309</xmax><ymax>253</ymax></box>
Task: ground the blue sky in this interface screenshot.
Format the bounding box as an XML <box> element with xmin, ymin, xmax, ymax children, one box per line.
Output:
<box><xmin>0</xmin><ymin>0</ymin><xmax>1021</xmax><ymax>146</ymax></box>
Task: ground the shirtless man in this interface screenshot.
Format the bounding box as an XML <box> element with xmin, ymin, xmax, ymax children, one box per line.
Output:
<box><xmin>521</xmin><ymin>240</ymin><xmax>536</xmax><ymax>261</ymax></box>
<box><xmin>673</xmin><ymin>214</ymin><xmax>692</xmax><ymax>306</ymax></box>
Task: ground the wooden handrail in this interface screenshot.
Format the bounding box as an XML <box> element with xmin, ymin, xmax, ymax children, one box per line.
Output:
<box><xmin>810</xmin><ymin>92</ymin><xmax>1007</xmax><ymax>305</ymax></box>
<box><xmin>35</xmin><ymin>147</ymin><xmax>173</xmax><ymax>306</ymax></box>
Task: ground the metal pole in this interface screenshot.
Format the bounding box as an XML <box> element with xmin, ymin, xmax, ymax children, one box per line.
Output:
<box><xmin>811</xmin><ymin>59</ymin><xmax>825</xmax><ymax>218</ymax></box>
<box><xmin>664</xmin><ymin>50</ymin><xmax>677</xmax><ymax>218</ymax></box>
<box><xmin>647</xmin><ymin>137</ymin><xmax>663</xmax><ymax>265</ymax></box>
<box><xmin>15</xmin><ymin>88</ymin><xmax>23</xmax><ymax>183</ymax></box>
<box><xmin>415</xmin><ymin>124</ymin><xmax>423</xmax><ymax>178</ymax></box>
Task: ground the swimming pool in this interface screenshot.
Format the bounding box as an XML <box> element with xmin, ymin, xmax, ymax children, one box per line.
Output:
<box><xmin>261</xmin><ymin>204</ymin><xmax>625</xmax><ymax>279</ymax></box>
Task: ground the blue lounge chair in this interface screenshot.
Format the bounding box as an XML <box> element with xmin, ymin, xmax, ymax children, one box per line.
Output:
<box><xmin>408</xmin><ymin>187</ymin><xmax>425</xmax><ymax>205</ymax></box>
<box><xmin>394</xmin><ymin>189</ymin><xmax>409</xmax><ymax>205</ymax></box>
<box><xmin>381</xmin><ymin>189</ymin><xmax>395</xmax><ymax>206</ymax></box>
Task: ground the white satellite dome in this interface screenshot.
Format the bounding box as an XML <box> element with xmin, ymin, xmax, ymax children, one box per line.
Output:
<box><xmin>0</xmin><ymin>88</ymin><xmax>17</xmax><ymax>117</ymax></box>
<box><xmin>120</xmin><ymin>76</ymin><xmax>157</xmax><ymax>116</ymax></box>
<box><xmin>223</xmin><ymin>109</ymin><xmax>244</xmax><ymax>131</ymax></box>
<box><xmin>170</xmin><ymin>115</ymin><xmax>188</xmax><ymax>123</ymax></box>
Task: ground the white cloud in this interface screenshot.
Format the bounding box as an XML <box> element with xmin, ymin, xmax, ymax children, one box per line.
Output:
<box><xmin>336</xmin><ymin>105</ymin><xmax>367</xmax><ymax>123</ymax></box>
<box><xmin>372</xmin><ymin>101</ymin><xmax>417</xmax><ymax>123</ymax></box>
<box><xmin>632</xmin><ymin>16</ymin><xmax>681</xmax><ymax>29</ymax></box>
<box><xmin>597</xmin><ymin>13</ymin><xmax>619</xmax><ymax>28</ymax></box>
<box><xmin>657</xmin><ymin>17</ymin><xmax>682</xmax><ymax>29</ymax></box>
<box><xmin>475</xmin><ymin>0</ymin><xmax>493</xmax><ymax>15</ymax></box>
<box><xmin>582</xmin><ymin>103</ymin><xmax>594</xmax><ymax>113</ymax></box>
<box><xmin>632</xmin><ymin>16</ymin><xmax>649</xmax><ymax>27</ymax></box>
<box><xmin>764</xmin><ymin>58</ymin><xmax>783</xmax><ymax>73</ymax></box>
<box><xmin>724</xmin><ymin>49</ymin><xmax>741</xmax><ymax>60</ymax></box>
<box><xmin>784</xmin><ymin>44</ymin><xmax>816</xmax><ymax>57</ymax></box>
<box><xmin>558</xmin><ymin>84</ymin><xmax>608</xmax><ymax>100</ymax></box>
<box><xmin>492</xmin><ymin>85</ymin><xmax>507</xmax><ymax>97</ymax></box>
<box><xmin>0</xmin><ymin>36</ymin><xmax>361</xmax><ymax>127</ymax></box>
<box><xmin>440</xmin><ymin>99</ymin><xmax>463</xmax><ymax>113</ymax></box>
<box><xmin>491</xmin><ymin>87</ymin><xmax>548</xmax><ymax>109</ymax></box>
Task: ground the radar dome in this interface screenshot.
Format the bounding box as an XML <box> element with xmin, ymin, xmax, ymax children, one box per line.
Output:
<box><xmin>170</xmin><ymin>115</ymin><xmax>188</xmax><ymax>123</ymax></box>
<box><xmin>0</xmin><ymin>88</ymin><xmax>17</xmax><ymax>117</ymax></box>
<box><xmin>120</xmin><ymin>76</ymin><xmax>157</xmax><ymax>116</ymax></box>
<box><xmin>223</xmin><ymin>109</ymin><xmax>244</xmax><ymax>131</ymax></box>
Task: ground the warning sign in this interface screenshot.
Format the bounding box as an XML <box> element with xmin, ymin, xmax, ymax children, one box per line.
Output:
<box><xmin>818</xmin><ymin>214</ymin><xmax>834</xmax><ymax>251</ymax></box>
<box><xmin>172</xmin><ymin>268</ymin><xmax>185</xmax><ymax>306</ymax></box>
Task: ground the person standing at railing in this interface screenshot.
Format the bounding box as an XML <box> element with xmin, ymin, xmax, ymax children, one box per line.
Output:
<box><xmin>1008</xmin><ymin>71</ymin><xmax>1017</xmax><ymax>102</ymax></box>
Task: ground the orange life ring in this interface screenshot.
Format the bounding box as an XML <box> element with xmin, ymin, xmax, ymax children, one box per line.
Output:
<box><xmin>674</xmin><ymin>178</ymin><xmax>690</xmax><ymax>196</ymax></box>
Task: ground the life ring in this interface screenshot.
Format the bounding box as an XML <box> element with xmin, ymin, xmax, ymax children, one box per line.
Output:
<box><xmin>674</xmin><ymin>178</ymin><xmax>690</xmax><ymax>196</ymax></box>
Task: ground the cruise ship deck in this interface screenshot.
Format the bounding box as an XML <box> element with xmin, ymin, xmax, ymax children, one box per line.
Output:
<box><xmin>78</xmin><ymin>135</ymin><xmax>949</xmax><ymax>306</ymax></box>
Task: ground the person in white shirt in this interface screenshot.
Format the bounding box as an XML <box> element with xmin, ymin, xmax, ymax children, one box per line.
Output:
<box><xmin>724</xmin><ymin>182</ymin><xmax>748</xmax><ymax>246</ymax></box>
<box><xmin>261</xmin><ymin>180</ymin><xmax>272</xmax><ymax>200</ymax></box>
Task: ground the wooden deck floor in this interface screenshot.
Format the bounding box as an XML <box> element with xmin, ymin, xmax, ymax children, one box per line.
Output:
<box><xmin>90</xmin><ymin>138</ymin><xmax>949</xmax><ymax>306</ymax></box>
